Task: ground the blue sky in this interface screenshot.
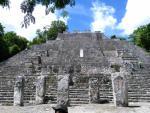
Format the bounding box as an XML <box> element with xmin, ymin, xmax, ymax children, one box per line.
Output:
<box><xmin>66</xmin><ymin>0</ymin><xmax>127</xmax><ymax>36</ymax></box>
<box><xmin>0</xmin><ymin>0</ymin><xmax>150</xmax><ymax>40</ymax></box>
<box><xmin>67</xmin><ymin>0</ymin><xmax>126</xmax><ymax>29</ymax></box>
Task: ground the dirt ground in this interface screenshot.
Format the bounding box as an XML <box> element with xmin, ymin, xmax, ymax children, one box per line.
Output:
<box><xmin>0</xmin><ymin>103</ymin><xmax>150</xmax><ymax>113</ymax></box>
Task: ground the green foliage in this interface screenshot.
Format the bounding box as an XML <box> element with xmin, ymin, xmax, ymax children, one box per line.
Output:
<box><xmin>118</xmin><ymin>37</ymin><xmax>126</xmax><ymax>41</ymax></box>
<box><xmin>0</xmin><ymin>23</ymin><xmax>9</xmax><ymax>61</ymax></box>
<box><xmin>0</xmin><ymin>23</ymin><xmax>29</xmax><ymax>62</ymax></box>
<box><xmin>29</xmin><ymin>20</ymin><xmax>68</xmax><ymax>46</ymax></box>
<box><xmin>110</xmin><ymin>35</ymin><xmax>117</xmax><ymax>39</ymax></box>
<box><xmin>47</xmin><ymin>20</ymin><xmax>68</xmax><ymax>40</ymax></box>
<box><xmin>0</xmin><ymin>37</ymin><xmax>9</xmax><ymax>62</ymax></box>
<box><xmin>20</xmin><ymin>0</ymin><xmax>36</xmax><ymax>28</ymax></box>
<box><xmin>0</xmin><ymin>0</ymin><xmax>9</xmax><ymax>7</ymax></box>
<box><xmin>30</xmin><ymin>36</ymin><xmax>46</xmax><ymax>45</ymax></box>
<box><xmin>110</xmin><ymin>35</ymin><xmax>126</xmax><ymax>41</ymax></box>
<box><xmin>9</xmin><ymin>44</ymin><xmax>20</xmax><ymax>56</ymax></box>
<box><xmin>1</xmin><ymin>0</ymin><xmax>75</xmax><ymax>28</ymax></box>
<box><xmin>61</xmin><ymin>10</ymin><xmax>69</xmax><ymax>18</ymax></box>
<box><xmin>20</xmin><ymin>0</ymin><xmax>75</xmax><ymax>28</ymax></box>
<box><xmin>0</xmin><ymin>23</ymin><xmax>4</xmax><ymax>36</ymax></box>
<box><xmin>4</xmin><ymin>32</ymin><xmax>28</xmax><ymax>50</ymax></box>
<box><xmin>131</xmin><ymin>23</ymin><xmax>150</xmax><ymax>51</ymax></box>
<box><xmin>29</xmin><ymin>29</ymin><xmax>46</xmax><ymax>46</ymax></box>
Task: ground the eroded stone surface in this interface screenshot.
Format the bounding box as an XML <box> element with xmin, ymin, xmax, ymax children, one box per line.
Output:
<box><xmin>57</xmin><ymin>74</ymin><xmax>69</xmax><ymax>106</ymax></box>
<box><xmin>89</xmin><ymin>78</ymin><xmax>99</xmax><ymax>103</ymax></box>
<box><xmin>0</xmin><ymin>32</ymin><xmax>150</xmax><ymax>105</ymax></box>
<box><xmin>35</xmin><ymin>75</ymin><xmax>46</xmax><ymax>104</ymax></box>
<box><xmin>1</xmin><ymin>103</ymin><xmax>150</xmax><ymax>113</ymax></box>
<box><xmin>112</xmin><ymin>73</ymin><xmax>128</xmax><ymax>107</ymax></box>
<box><xmin>14</xmin><ymin>76</ymin><xmax>25</xmax><ymax>106</ymax></box>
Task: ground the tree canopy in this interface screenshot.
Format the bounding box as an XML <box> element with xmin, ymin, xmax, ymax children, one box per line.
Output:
<box><xmin>0</xmin><ymin>36</ymin><xmax>9</xmax><ymax>62</ymax></box>
<box><xmin>0</xmin><ymin>23</ymin><xmax>4</xmax><ymax>36</ymax></box>
<box><xmin>29</xmin><ymin>29</ymin><xmax>46</xmax><ymax>46</ymax></box>
<box><xmin>130</xmin><ymin>23</ymin><xmax>150</xmax><ymax>51</ymax></box>
<box><xmin>29</xmin><ymin>20</ymin><xmax>67</xmax><ymax>46</ymax></box>
<box><xmin>0</xmin><ymin>0</ymin><xmax>9</xmax><ymax>7</ymax></box>
<box><xmin>110</xmin><ymin>35</ymin><xmax>117</xmax><ymax>39</ymax></box>
<box><xmin>110</xmin><ymin>35</ymin><xmax>126</xmax><ymax>41</ymax></box>
<box><xmin>0</xmin><ymin>0</ymin><xmax>75</xmax><ymax>28</ymax></box>
<box><xmin>4</xmin><ymin>32</ymin><xmax>28</xmax><ymax>51</ymax></box>
<box><xmin>47</xmin><ymin>20</ymin><xmax>68</xmax><ymax>40</ymax></box>
<box><xmin>21</xmin><ymin>0</ymin><xmax>75</xmax><ymax>28</ymax></box>
<box><xmin>0</xmin><ymin>23</ymin><xmax>29</xmax><ymax>62</ymax></box>
<box><xmin>9</xmin><ymin>44</ymin><xmax>20</xmax><ymax>56</ymax></box>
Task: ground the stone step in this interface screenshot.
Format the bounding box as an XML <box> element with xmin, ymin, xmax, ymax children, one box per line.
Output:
<box><xmin>69</xmin><ymin>88</ymin><xmax>89</xmax><ymax>90</ymax></box>
<box><xmin>0</xmin><ymin>90</ymin><xmax>14</xmax><ymax>92</ymax></box>
<box><xmin>0</xmin><ymin>97</ymin><xmax>13</xmax><ymax>100</ymax></box>
<box><xmin>46</xmin><ymin>87</ymin><xmax>57</xmax><ymax>89</ymax></box>
<box><xmin>46</xmin><ymin>90</ymin><xmax>57</xmax><ymax>93</ymax></box>
<box><xmin>130</xmin><ymin>75</ymin><xmax>150</xmax><ymax>78</ymax></box>
<box><xmin>69</xmin><ymin>100</ymin><xmax>89</xmax><ymax>104</ymax></box>
<box><xmin>131</xmin><ymin>72</ymin><xmax>150</xmax><ymax>74</ymax></box>
<box><xmin>128</xmin><ymin>94</ymin><xmax>150</xmax><ymax>97</ymax></box>
<box><xmin>45</xmin><ymin>95</ymin><xmax>57</xmax><ymax>99</ymax></box>
<box><xmin>0</xmin><ymin>100</ymin><xmax>13</xmax><ymax>103</ymax></box>
<box><xmin>69</xmin><ymin>91</ymin><xmax>88</xmax><ymax>94</ymax></box>
<box><xmin>69</xmin><ymin>103</ymin><xmax>89</xmax><ymax>106</ymax></box>
<box><xmin>128</xmin><ymin>86</ymin><xmax>150</xmax><ymax>88</ymax></box>
<box><xmin>69</xmin><ymin>95</ymin><xmax>89</xmax><ymax>98</ymax></box>
<box><xmin>128</xmin><ymin>87</ymin><xmax>150</xmax><ymax>89</ymax></box>
<box><xmin>0</xmin><ymin>95</ymin><xmax>13</xmax><ymax>97</ymax></box>
<box><xmin>128</xmin><ymin>86</ymin><xmax>150</xmax><ymax>89</ymax></box>
<box><xmin>128</xmin><ymin>77</ymin><xmax>150</xmax><ymax>79</ymax></box>
<box><xmin>0</xmin><ymin>101</ymin><xmax>13</xmax><ymax>106</ymax></box>
<box><xmin>129</xmin><ymin>97</ymin><xmax>150</xmax><ymax>100</ymax></box>
<box><xmin>69</xmin><ymin>90</ymin><xmax>88</xmax><ymax>92</ymax></box>
<box><xmin>69</xmin><ymin>98</ymin><xmax>89</xmax><ymax>101</ymax></box>
<box><xmin>0</xmin><ymin>93</ymin><xmax>14</xmax><ymax>95</ymax></box>
<box><xmin>128</xmin><ymin>90</ymin><xmax>150</xmax><ymax>93</ymax></box>
<box><xmin>45</xmin><ymin>94</ymin><xmax>57</xmax><ymax>97</ymax></box>
<box><xmin>128</xmin><ymin>100</ymin><xmax>150</xmax><ymax>102</ymax></box>
<box><xmin>46</xmin><ymin>92</ymin><xmax>57</xmax><ymax>95</ymax></box>
<box><xmin>69</xmin><ymin>89</ymin><xmax>89</xmax><ymax>92</ymax></box>
<box><xmin>24</xmin><ymin>98</ymin><xmax>35</xmax><ymax>101</ymax></box>
<box><xmin>69</xmin><ymin>93</ymin><xmax>88</xmax><ymax>95</ymax></box>
<box><xmin>129</xmin><ymin>83</ymin><xmax>150</xmax><ymax>85</ymax></box>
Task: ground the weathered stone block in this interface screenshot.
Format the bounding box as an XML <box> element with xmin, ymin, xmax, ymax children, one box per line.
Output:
<box><xmin>14</xmin><ymin>76</ymin><xmax>25</xmax><ymax>106</ymax></box>
<box><xmin>57</xmin><ymin>74</ymin><xmax>69</xmax><ymax>106</ymax></box>
<box><xmin>89</xmin><ymin>77</ymin><xmax>100</xmax><ymax>103</ymax></box>
<box><xmin>112</xmin><ymin>73</ymin><xmax>128</xmax><ymax>107</ymax></box>
<box><xmin>35</xmin><ymin>75</ymin><xmax>46</xmax><ymax>104</ymax></box>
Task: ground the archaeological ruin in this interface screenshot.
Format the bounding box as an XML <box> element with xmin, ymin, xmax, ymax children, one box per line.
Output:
<box><xmin>0</xmin><ymin>32</ymin><xmax>150</xmax><ymax>106</ymax></box>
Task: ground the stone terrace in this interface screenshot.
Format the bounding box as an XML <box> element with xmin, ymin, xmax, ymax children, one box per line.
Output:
<box><xmin>0</xmin><ymin>32</ymin><xmax>150</xmax><ymax>106</ymax></box>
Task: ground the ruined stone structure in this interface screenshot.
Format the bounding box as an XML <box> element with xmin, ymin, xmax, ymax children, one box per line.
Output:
<box><xmin>0</xmin><ymin>32</ymin><xmax>150</xmax><ymax>106</ymax></box>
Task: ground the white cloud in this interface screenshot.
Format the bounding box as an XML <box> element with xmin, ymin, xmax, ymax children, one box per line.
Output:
<box><xmin>118</xmin><ymin>0</ymin><xmax>150</xmax><ymax>35</ymax></box>
<box><xmin>0</xmin><ymin>0</ymin><xmax>68</xmax><ymax>40</ymax></box>
<box><xmin>90</xmin><ymin>1</ymin><xmax>117</xmax><ymax>32</ymax></box>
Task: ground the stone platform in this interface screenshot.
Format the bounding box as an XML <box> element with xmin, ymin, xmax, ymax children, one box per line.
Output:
<box><xmin>0</xmin><ymin>103</ymin><xmax>150</xmax><ymax>113</ymax></box>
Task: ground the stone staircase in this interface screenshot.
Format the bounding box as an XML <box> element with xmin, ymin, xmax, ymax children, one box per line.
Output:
<box><xmin>45</xmin><ymin>87</ymin><xmax>57</xmax><ymax>104</ymax></box>
<box><xmin>128</xmin><ymin>68</ymin><xmax>150</xmax><ymax>102</ymax></box>
<box><xmin>0</xmin><ymin>76</ymin><xmax>14</xmax><ymax>105</ymax></box>
<box><xmin>116</xmin><ymin>47</ymin><xmax>150</xmax><ymax>102</ymax></box>
<box><xmin>0</xmin><ymin>33</ymin><xmax>150</xmax><ymax>106</ymax></box>
<box><xmin>69</xmin><ymin>85</ymin><xmax>89</xmax><ymax>106</ymax></box>
<box><xmin>45</xmin><ymin>75</ymin><xmax>57</xmax><ymax>104</ymax></box>
<box><xmin>23</xmin><ymin>76</ymin><xmax>36</xmax><ymax>104</ymax></box>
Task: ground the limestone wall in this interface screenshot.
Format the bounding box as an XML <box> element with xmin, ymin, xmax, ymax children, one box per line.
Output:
<box><xmin>0</xmin><ymin>32</ymin><xmax>150</xmax><ymax>106</ymax></box>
